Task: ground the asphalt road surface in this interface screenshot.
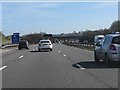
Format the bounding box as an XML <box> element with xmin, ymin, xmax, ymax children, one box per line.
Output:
<box><xmin>2</xmin><ymin>44</ymin><xmax>119</xmax><ymax>88</ymax></box>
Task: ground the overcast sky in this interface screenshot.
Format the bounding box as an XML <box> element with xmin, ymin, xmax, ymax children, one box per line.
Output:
<box><xmin>1</xmin><ymin>1</ymin><xmax>118</xmax><ymax>35</ymax></box>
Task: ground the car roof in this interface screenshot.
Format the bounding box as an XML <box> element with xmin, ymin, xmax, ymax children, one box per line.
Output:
<box><xmin>40</xmin><ymin>40</ymin><xmax>50</xmax><ymax>41</ymax></box>
<box><xmin>106</xmin><ymin>34</ymin><xmax>120</xmax><ymax>37</ymax></box>
<box><xmin>95</xmin><ymin>35</ymin><xmax>104</xmax><ymax>37</ymax></box>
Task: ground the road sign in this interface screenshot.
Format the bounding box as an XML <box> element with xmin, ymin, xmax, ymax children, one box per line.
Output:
<box><xmin>12</xmin><ymin>33</ymin><xmax>20</xmax><ymax>44</ymax></box>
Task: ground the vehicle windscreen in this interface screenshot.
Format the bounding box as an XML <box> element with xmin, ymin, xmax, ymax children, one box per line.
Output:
<box><xmin>112</xmin><ymin>36</ymin><xmax>120</xmax><ymax>44</ymax></box>
<box><xmin>98</xmin><ymin>37</ymin><xmax>103</xmax><ymax>40</ymax></box>
<box><xmin>41</xmin><ymin>41</ymin><xmax>50</xmax><ymax>43</ymax></box>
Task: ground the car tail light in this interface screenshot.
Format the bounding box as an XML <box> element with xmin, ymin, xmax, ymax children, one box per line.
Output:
<box><xmin>109</xmin><ymin>44</ymin><xmax>116</xmax><ymax>51</ymax></box>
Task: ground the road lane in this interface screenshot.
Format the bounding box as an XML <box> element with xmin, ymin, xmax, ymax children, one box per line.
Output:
<box><xmin>2</xmin><ymin>45</ymin><xmax>37</xmax><ymax>66</ymax></box>
<box><xmin>2</xmin><ymin>44</ymin><xmax>118</xmax><ymax>88</ymax></box>
<box><xmin>53</xmin><ymin>44</ymin><xmax>118</xmax><ymax>88</ymax></box>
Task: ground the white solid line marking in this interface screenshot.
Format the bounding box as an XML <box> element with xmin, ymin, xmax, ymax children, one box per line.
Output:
<box><xmin>19</xmin><ymin>55</ymin><xmax>24</xmax><ymax>59</ymax></box>
<box><xmin>59</xmin><ymin>51</ymin><xmax>61</xmax><ymax>52</ymax></box>
<box><xmin>63</xmin><ymin>54</ymin><xmax>66</xmax><ymax>56</ymax></box>
<box><xmin>0</xmin><ymin>66</ymin><xmax>7</xmax><ymax>71</ymax></box>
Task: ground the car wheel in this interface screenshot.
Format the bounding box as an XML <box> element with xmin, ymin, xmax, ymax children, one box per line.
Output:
<box><xmin>18</xmin><ymin>47</ymin><xmax>21</xmax><ymax>50</ymax></box>
<box><xmin>50</xmin><ymin>49</ymin><xmax>52</xmax><ymax>51</ymax></box>
<box><xmin>38</xmin><ymin>49</ymin><xmax>41</xmax><ymax>52</ymax></box>
<box><xmin>26</xmin><ymin>47</ymin><xmax>29</xmax><ymax>49</ymax></box>
<box><xmin>105</xmin><ymin>54</ymin><xmax>112</xmax><ymax>67</ymax></box>
<box><xmin>94</xmin><ymin>51</ymin><xmax>99</xmax><ymax>62</ymax></box>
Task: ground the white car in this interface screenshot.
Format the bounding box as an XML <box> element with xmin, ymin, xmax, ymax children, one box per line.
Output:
<box><xmin>38</xmin><ymin>40</ymin><xmax>53</xmax><ymax>51</ymax></box>
<box><xmin>94</xmin><ymin>33</ymin><xmax>120</xmax><ymax>67</ymax></box>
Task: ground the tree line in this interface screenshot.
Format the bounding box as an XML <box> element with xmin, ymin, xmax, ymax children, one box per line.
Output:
<box><xmin>59</xmin><ymin>20</ymin><xmax>120</xmax><ymax>42</ymax></box>
<box><xmin>1</xmin><ymin>20</ymin><xmax>120</xmax><ymax>44</ymax></box>
<box><xmin>19</xmin><ymin>20</ymin><xmax>120</xmax><ymax>44</ymax></box>
<box><xmin>21</xmin><ymin>32</ymin><xmax>45</xmax><ymax>44</ymax></box>
<box><xmin>78</xmin><ymin>20</ymin><xmax>120</xmax><ymax>42</ymax></box>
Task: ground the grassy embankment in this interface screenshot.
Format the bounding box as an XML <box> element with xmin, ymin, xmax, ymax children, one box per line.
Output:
<box><xmin>1</xmin><ymin>34</ymin><xmax>11</xmax><ymax>45</ymax></box>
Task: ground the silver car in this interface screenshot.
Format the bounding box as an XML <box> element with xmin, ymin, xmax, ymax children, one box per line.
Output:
<box><xmin>38</xmin><ymin>40</ymin><xmax>53</xmax><ymax>51</ymax></box>
<box><xmin>94</xmin><ymin>33</ymin><xmax>120</xmax><ymax>66</ymax></box>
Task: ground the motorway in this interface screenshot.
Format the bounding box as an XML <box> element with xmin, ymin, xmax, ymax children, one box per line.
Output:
<box><xmin>1</xmin><ymin>44</ymin><xmax>119</xmax><ymax>88</ymax></box>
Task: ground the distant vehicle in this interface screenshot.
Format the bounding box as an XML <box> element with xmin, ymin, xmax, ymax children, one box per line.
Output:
<box><xmin>18</xmin><ymin>40</ymin><xmax>29</xmax><ymax>50</ymax></box>
<box><xmin>94</xmin><ymin>35</ymin><xmax>104</xmax><ymax>45</ymax></box>
<box><xmin>38</xmin><ymin>40</ymin><xmax>53</xmax><ymax>51</ymax></box>
<box><xmin>94</xmin><ymin>33</ymin><xmax>120</xmax><ymax>67</ymax></box>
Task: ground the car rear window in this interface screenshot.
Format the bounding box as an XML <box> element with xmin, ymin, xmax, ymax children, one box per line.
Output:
<box><xmin>41</xmin><ymin>41</ymin><xmax>50</xmax><ymax>43</ymax></box>
<box><xmin>112</xmin><ymin>36</ymin><xmax>120</xmax><ymax>44</ymax></box>
<box><xmin>19</xmin><ymin>41</ymin><xmax>26</xmax><ymax>45</ymax></box>
<box><xmin>98</xmin><ymin>37</ymin><xmax>103</xmax><ymax>40</ymax></box>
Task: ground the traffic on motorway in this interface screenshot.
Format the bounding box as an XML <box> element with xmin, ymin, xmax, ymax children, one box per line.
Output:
<box><xmin>94</xmin><ymin>32</ymin><xmax>120</xmax><ymax>67</ymax></box>
<box><xmin>1</xmin><ymin>1</ymin><xmax>120</xmax><ymax>88</ymax></box>
<box><xmin>17</xmin><ymin>32</ymin><xmax>120</xmax><ymax>67</ymax></box>
<box><xmin>1</xmin><ymin>32</ymin><xmax>119</xmax><ymax>88</ymax></box>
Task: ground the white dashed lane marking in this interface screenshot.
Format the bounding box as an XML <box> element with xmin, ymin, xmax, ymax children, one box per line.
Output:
<box><xmin>76</xmin><ymin>64</ymin><xmax>85</xmax><ymax>70</ymax></box>
<box><xmin>63</xmin><ymin>54</ymin><xmax>66</xmax><ymax>57</ymax></box>
<box><xmin>81</xmin><ymin>67</ymin><xmax>86</xmax><ymax>70</ymax></box>
<box><xmin>58</xmin><ymin>51</ymin><xmax>61</xmax><ymax>52</ymax></box>
<box><xmin>19</xmin><ymin>55</ymin><xmax>24</xmax><ymax>59</ymax></box>
<box><xmin>0</xmin><ymin>66</ymin><xmax>7</xmax><ymax>71</ymax></box>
